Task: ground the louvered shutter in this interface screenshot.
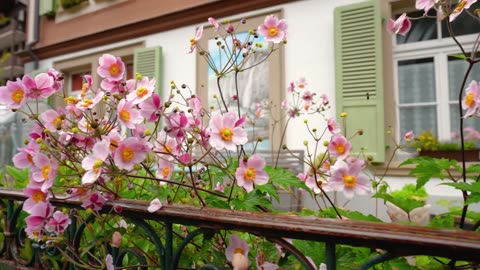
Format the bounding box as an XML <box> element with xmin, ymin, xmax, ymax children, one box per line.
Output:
<box><xmin>334</xmin><ymin>0</ymin><xmax>385</xmax><ymax>162</ymax></box>
<box><xmin>133</xmin><ymin>47</ymin><xmax>162</xmax><ymax>94</ymax></box>
<box><xmin>39</xmin><ymin>0</ymin><xmax>56</xmax><ymax>16</ymax></box>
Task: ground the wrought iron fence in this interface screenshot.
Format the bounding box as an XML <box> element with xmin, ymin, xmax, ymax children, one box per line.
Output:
<box><xmin>0</xmin><ymin>187</ymin><xmax>479</xmax><ymax>270</ymax></box>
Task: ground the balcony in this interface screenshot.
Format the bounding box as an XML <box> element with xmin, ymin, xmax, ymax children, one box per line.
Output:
<box><xmin>0</xmin><ymin>54</ymin><xmax>23</xmax><ymax>80</ymax></box>
<box><xmin>0</xmin><ymin>22</ymin><xmax>25</xmax><ymax>51</ymax></box>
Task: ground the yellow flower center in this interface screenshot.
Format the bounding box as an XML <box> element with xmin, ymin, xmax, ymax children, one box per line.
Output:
<box><xmin>234</xmin><ymin>248</ymin><xmax>245</xmax><ymax>255</ymax></box>
<box><xmin>136</xmin><ymin>87</ymin><xmax>148</xmax><ymax>97</ymax></box>
<box><xmin>220</xmin><ymin>127</ymin><xmax>234</xmax><ymax>141</ymax></box>
<box><xmin>342</xmin><ymin>174</ymin><xmax>357</xmax><ymax>188</ymax></box>
<box><xmin>11</xmin><ymin>89</ymin><xmax>24</xmax><ymax>103</ymax></box>
<box><xmin>243</xmin><ymin>167</ymin><xmax>256</xmax><ymax>181</ymax></box>
<box><xmin>162</xmin><ymin>167</ymin><xmax>170</xmax><ymax>178</ymax></box>
<box><xmin>298</xmin><ymin>83</ymin><xmax>305</xmax><ymax>88</ymax></box>
<box><xmin>42</xmin><ymin>165</ymin><xmax>51</xmax><ymax>180</ymax></box>
<box><xmin>455</xmin><ymin>1</ymin><xmax>467</xmax><ymax>12</ymax></box>
<box><xmin>120</xmin><ymin>109</ymin><xmax>131</xmax><ymax>122</ymax></box>
<box><xmin>335</xmin><ymin>144</ymin><xmax>346</xmax><ymax>155</ymax></box>
<box><xmin>109</xmin><ymin>63</ymin><xmax>120</xmax><ymax>77</ymax></box>
<box><xmin>268</xmin><ymin>26</ymin><xmax>278</xmax><ymax>36</ymax></box>
<box><xmin>465</xmin><ymin>92</ymin><xmax>475</xmax><ymax>107</ymax></box>
<box><xmin>27</xmin><ymin>154</ymin><xmax>33</xmax><ymax>164</ymax></box>
<box><xmin>53</xmin><ymin>116</ymin><xmax>62</xmax><ymax>129</ymax></box>
<box><xmin>32</xmin><ymin>190</ymin><xmax>45</xmax><ymax>203</ymax></box>
<box><xmin>81</xmin><ymin>99</ymin><xmax>93</xmax><ymax>108</ymax></box>
<box><xmin>121</xmin><ymin>147</ymin><xmax>134</xmax><ymax>162</ymax></box>
<box><xmin>93</xmin><ymin>159</ymin><xmax>103</xmax><ymax>173</ymax></box>
<box><xmin>162</xmin><ymin>144</ymin><xmax>173</xmax><ymax>154</ymax></box>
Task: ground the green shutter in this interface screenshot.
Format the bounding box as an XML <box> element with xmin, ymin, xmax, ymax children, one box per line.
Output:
<box><xmin>39</xmin><ymin>0</ymin><xmax>56</xmax><ymax>16</ymax></box>
<box><xmin>334</xmin><ymin>0</ymin><xmax>385</xmax><ymax>162</ymax></box>
<box><xmin>133</xmin><ymin>46</ymin><xmax>162</xmax><ymax>94</ymax></box>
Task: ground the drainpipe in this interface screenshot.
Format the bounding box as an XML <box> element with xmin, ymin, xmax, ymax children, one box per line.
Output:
<box><xmin>25</xmin><ymin>0</ymin><xmax>39</xmax><ymax>70</ymax></box>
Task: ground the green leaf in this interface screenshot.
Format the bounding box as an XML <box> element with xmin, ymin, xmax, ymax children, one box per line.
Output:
<box><xmin>466</xmin><ymin>164</ymin><xmax>480</xmax><ymax>173</ymax></box>
<box><xmin>442</xmin><ymin>182</ymin><xmax>480</xmax><ymax>193</ymax></box>
<box><xmin>205</xmin><ymin>195</ymin><xmax>230</xmax><ymax>209</ymax></box>
<box><xmin>231</xmin><ymin>190</ymin><xmax>272</xmax><ymax>211</ymax></box>
<box><xmin>6</xmin><ymin>166</ymin><xmax>29</xmax><ymax>188</ymax></box>
<box><xmin>401</xmin><ymin>157</ymin><xmax>455</xmax><ymax>189</ymax></box>
<box><xmin>256</xmin><ymin>183</ymin><xmax>280</xmax><ymax>202</ymax></box>
<box><xmin>466</xmin><ymin>193</ymin><xmax>480</xmax><ymax>204</ymax></box>
<box><xmin>449</xmin><ymin>53</ymin><xmax>468</xmax><ymax>60</ymax></box>
<box><xmin>265</xmin><ymin>166</ymin><xmax>308</xmax><ymax>190</ymax></box>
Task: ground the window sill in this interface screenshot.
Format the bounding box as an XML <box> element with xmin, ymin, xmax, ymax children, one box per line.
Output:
<box><xmin>372</xmin><ymin>159</ymin><xmax>479</xmax><ymax>178</ymax></box>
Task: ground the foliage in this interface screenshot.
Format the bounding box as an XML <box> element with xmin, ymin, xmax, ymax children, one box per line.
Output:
<box><xmin>60</xmin><ymin>0</ymin><xmax>87</xmax><ymax>10</ymax></box>
<box><xmin>405</xmin><ymin>130</ymin><xmax>477</xmax><ymax>152</ymax></box>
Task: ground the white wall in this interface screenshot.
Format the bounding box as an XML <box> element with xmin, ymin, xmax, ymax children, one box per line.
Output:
<box><xmin>26</xmin><ymin>0</ymin><xmax>478</xmax><ymax>219</ymax></box>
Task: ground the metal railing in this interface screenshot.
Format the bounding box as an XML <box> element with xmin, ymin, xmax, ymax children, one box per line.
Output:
<box><xmin>0</xmin><ymin>187</ymin><xmax>479</xmax><ymax>269</ymax></box>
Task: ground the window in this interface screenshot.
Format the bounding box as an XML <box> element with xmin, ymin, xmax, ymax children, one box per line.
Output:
<box><xmin>393</xmin><ymin>2</ymin><xmax>480</xmax><ymax>142</ymax></box>
<box><xmin>196</xmin><ymin>12</ymin><xmax>284</xmax><ymax>152</ymax></box>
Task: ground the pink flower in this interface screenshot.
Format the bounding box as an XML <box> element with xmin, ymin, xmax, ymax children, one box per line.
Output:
<box><xmin>298</xmin><ymin>172</ymin><xmax>322</xmax><ymax>194</ymax></box>
<box><xmin>215</xmin><ymin>182</ymin><xmax>225</xmax><ymax>192</ymax></box>
<box><xmin>117</xmin><ymin>99</ymin><xmax>143</xmax><ymax>129</ymax></box>
<box><xmin>106</xmin><ymin>254</ymin><xmax>114</xmax><ymax>270</ymax></box>
<box><xmin>235</xmin><ymin>154</ymin><xmax>269</xmax><ymax>192</ymax></box>
<box><xmin>114</xmin><ymin>137</ymin><xmax>150</xmax><ymax>171</ymax></box>
<box><xmin>258</xmin><ymin>15</ymin><xmax>287</xmax><ymax>43</ymax></box>
<box><xmin>386</xmin><ymin>13</ymin><xmax>411</xmax><ymax>36</ymax></box>
<box><xmin>139</xmin><ymin>92</ymin><xmax>162</xmax><ymax>122</ymax></box>
<box><xmin>327</xmin><ymin>118</ymin><xmax>340</xmax><ymax>134</ymax></box>
<box><xmin>45</xmin><ymin>211</ymin><xmax>71</xmax><ymax>235</ymax></box>
<box><xmin>188</xmin><ymin>25</ymin><xmax>203</xmax><ymax>54</ymax></box>
<box><xmin>295</xmin><ymin>77</ymin><xmax>308</xmax><ymax>90</ymax></box>
<box><xmin>157</xmin><ymin>159</ymin><xmax>174</xmax><ymax>181</ymax></box>
<box><xmin>320</xmin><ymin>94</ymin><xmax>329</xmax><ymax>106</ymax></box>
<box><xmin>404</xmin><ymin>130</ymin><xmax>414</xmax><ymax>142</ymax></box>
<box><xmin>302</xmin><ymin>90</ymin><xmax>314</xmax><ymax>104</ymax></box>
<box><xmin>462</xmin><ymin>80</ymin><xmax>480</xmax><ymax>117</ymax></box>
<box><xmin>127</xmin><ymin>77</ymin><xmax>155</xmax><ymax>104</ymax></box>
<box><xmin>76</xmin><ymin>89</ymin><xmax>104</xmax><ymax>110</ymax></box>
<box><xmin>256</xmin><ymin>253</ymin><xmax>279</xmax><ymax>270</ymax></box>
<box><xmin>147</xmin><ymin>198</ymin><xmax>163</xmax><ymax>213</ymax></box>
<box><xmin>327</xmin><ymin>159</ymin><xmax>371</xmax><ymax>199</ymax></box>
<box><xmin>23</xmin><ymin>187</ymin><xmax>48</xmax><ymax>214</ymax></box>
<box><xmin>13</xmin><ymin>141</ymin><xmax>39</xmax><ymax>169</ymax></box>
<box><xmin>81</xmin><ymin>191</ymin><xmax>107</xmax><ymax>211</ymax></box>
<box><xmin>48</xmin><ymin>68</ymin><xmax>64</xmax><ymax>91</ymax></box>
<box><xmin>187</xmin><ymin>96</ymin><xmax>202</xmax><ymax>117</ymax></box>
<box><xmin>225</xmin><ymin>234</ymin><xmax>249</xmax><ymax>263</ymax></box>
<box><xmin>25</xmin><ymin>202</ymin><xmax>53</xmax><ymax>240</ymax></box>
<box><xmin>41</xmin><ymin>109</ymin><xmax>65</xmax><ymax>132</ymax></box>
<box><xmin>208</xmin><ymin>17</ymin><xmax>219</xmax><ymax>31</ymax></box>
<box><xmin>209</xmin><ymin>112</ymin><xmax>248</xmax><ymax>151</ymax></box>
<box><xmin>416</xmin><ymin>0</ymin><xmax>438</xmax><ymax>13</ymax></box>
<box><xmin>328</xmin><ymin>135</ymin><xmax>351</xmax><ymax>160</ymax></box>
<box><xmin>165</xmin><ymin>111</ymin><xmax>193</xmax><ymax>139</ymax></box>
<box><xmin>82</xmin><ymin>139</ymin><xmax>110</xmax><ymax>185</ymax></box>
<box><xmin>0</xmin><ymin>79</ymin><xmax>27</xmax><ymax>109</ymax></box>
<box><xmin>287</xmin><ymin>82</ymin><xmax>295</xmax><ymax>93</ymax></box>
<box><xmin>97</xmin><ymin>54</ymin><xmax>125</xmax><ymax>81</ymax></box>
<box><xmin>31</xmin><ymin>153</ymin><xmax>58</xmax><ymax>192</ymax></box>
<box><xmin>23</xmin><ymin>73</ymin><xmax>55</xmax><ymax>99</ymax></box>
<box><xmin>450</xmin><ymin>0</ymin><xmax>477</xmax><ymax>22</ymax></box>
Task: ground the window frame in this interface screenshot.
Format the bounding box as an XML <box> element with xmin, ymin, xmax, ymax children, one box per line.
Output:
<box><xmin>196</xmin><ymin>11</ymin><xmax>285</xmax><ymax>152</ymax></box>
<box><xmin>392</xmin><ymin>7</ymin><xmax>480</xmax><ymax>142</ymax></box>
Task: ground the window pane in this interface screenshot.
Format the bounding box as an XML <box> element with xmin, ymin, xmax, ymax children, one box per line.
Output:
<box><xmin>70</xmin><ymin>71</ymin><xmax>90</xmax><ymax>92</ymax></box>
<box><xmin>400</xmin><ymin>106</ymin><xmax>437</xmax><ymax>137</ymax></box>
<box><xmin>398</xmin><ymin>58</ymin><xmax>436</xmax><ymax>104</ymax></box>
<box><xmin>396</xmin><ymin>10</ymin><xmax>437</xmax><ymax>45</ymax></box>
<box><xmin>448</xmin><ymin>55</ymin><xmax>480</xmax><ymax>101</ymax></box>
<box><xmin>450</xmin><ymin>104</ymin><xmax>480</xmax><ymax>140</ymax></box>
<box><xmin>442</xmin><ymin>2</ymin><xmax>480</xmax><ymax>38</ymax></box>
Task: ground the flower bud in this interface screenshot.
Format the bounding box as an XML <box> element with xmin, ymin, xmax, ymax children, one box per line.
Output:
<box><xmin>323</xmin><ymin>141</ymin><xmax>329</xmax><ymax>147</ymax></box>
<box><xmin>36</xmin><ymin>138</ymin><xmax>43</xmax><ymax>144</ymax></box>
<box><xmin>111</xmin><ymin>231</ymin><xmax>122</xmax><ymax>248</ymax></box>
<box><xmin>340</xmin><ymin>112</ymin><xmax>347</xmax><ymax>118</ymax></box>
<box><xmin>231</xmin><ymin>253</ymin><xmax>249</xmax><ymax>270</ymax></box>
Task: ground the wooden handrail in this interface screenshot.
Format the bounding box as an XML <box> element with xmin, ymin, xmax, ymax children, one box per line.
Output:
<box><xmin>1</xmin><ymin>187</ymin><xmax>479</xmax><ymax>262</ymax></box>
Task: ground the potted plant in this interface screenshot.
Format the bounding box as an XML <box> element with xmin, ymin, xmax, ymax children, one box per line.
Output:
<box><xmin>403</xmin><ymin>129</ymin><xmax>480</xmax><ymax>161</ymax></box>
